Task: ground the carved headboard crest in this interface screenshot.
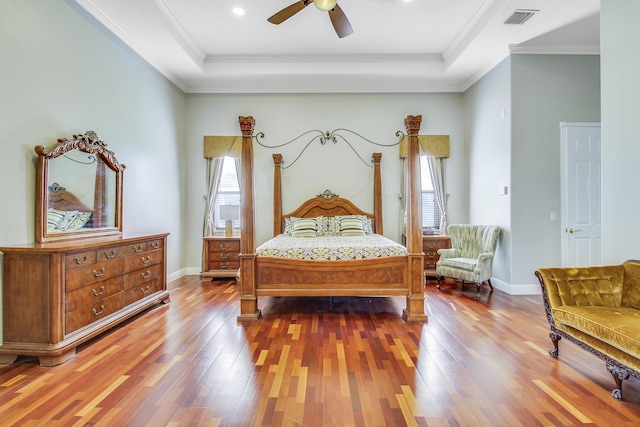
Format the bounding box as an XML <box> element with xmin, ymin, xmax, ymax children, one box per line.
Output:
<box><xmin>316</xmin><ymin>189</ymin><xmax>339</xmax><ymax>200</ymax></box>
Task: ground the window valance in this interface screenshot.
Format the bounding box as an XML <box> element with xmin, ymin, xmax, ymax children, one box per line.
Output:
<box><xmin>399</xmin><ymin>135</ymin><xmax>450</xmax><ymax>158</ymax></box>
<box><xmin>203</xmin><ymin>136</ymin><xmax>242</xmax><ymax>158</ymax></box>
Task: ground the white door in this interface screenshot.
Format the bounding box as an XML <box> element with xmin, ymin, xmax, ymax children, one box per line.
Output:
<box><xmin>560</xmin><ymin>123</ymin><xmax>601</xmax><ymax>267</ymax></box>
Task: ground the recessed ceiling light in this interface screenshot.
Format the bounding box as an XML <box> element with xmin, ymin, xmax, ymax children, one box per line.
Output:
<box><xmin>233</xmin><ymin>7</ymin><xmax>245</xmax><ymax>16</ymax></box>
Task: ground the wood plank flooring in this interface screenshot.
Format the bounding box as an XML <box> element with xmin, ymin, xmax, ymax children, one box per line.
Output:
<box><xmin>1</xmin><ymin>276</ymin><xmax>640</xmax><ymax>426</ymax></box>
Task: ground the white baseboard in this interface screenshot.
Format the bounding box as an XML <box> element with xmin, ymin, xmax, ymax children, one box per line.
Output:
<box><xmin>167</xmin><ymin>267</ymin><xmax>206</xmax><ymax>283</ymax></box>
<box><xmin>491</xmin><ymin>277</ymin><xmax>541</xmax><ymax>295</ymax></box>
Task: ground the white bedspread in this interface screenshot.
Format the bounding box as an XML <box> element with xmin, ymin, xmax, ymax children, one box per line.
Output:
<box><xmin>256</xmin><ymin>234</ymin><xmax>406</xmax><ymax>260</ymax></box>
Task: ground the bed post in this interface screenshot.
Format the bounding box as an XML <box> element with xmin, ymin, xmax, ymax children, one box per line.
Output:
<box><xmin>238</xmin><ymin>116</ymin><xmax>261</xmax><ymax>321</ymax></box>
<box><xmin>273</xmin><ymin>153</ymin><xmax>283</xmax><ymax>236</ymax></box>
<box><xmin>403</xmin><ymin>115</ymin><xmax>427</xmax><ymax>322</ymax></box>
<box><xmin>372</xmin><ymin>152</ymin><xmax>383</xmax><ymax>235</ymax></box>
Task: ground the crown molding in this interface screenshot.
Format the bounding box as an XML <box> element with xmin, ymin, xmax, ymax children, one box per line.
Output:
<box><xmin>508</xmin><ymin>44</ymin><xmax>600</xmax><ymax>55</ymax></box>
<box><xmin>204</xmin><ymin>53</ymin><xmax>444</xmax><ymax>65</ymax></box>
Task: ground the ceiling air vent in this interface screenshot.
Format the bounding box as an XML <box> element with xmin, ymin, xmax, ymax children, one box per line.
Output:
<box><xmin>504</xmin><ymin>9</ymin><xmax>539</xmax><ymax>25</ymax></box>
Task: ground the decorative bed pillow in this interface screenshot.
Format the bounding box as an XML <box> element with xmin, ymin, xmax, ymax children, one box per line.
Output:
<box><xmin>286</xmin><ymin>216</ymin><xmax>324</xmax><ymax>236</ymax></box>
<box><xmin>291</xmin><ymin>218</ymin><xmax>319</xmax><ymax>237</ymax></box>
<box><xmin>324</xmin><ymin>215</ymin><xmax>373</xmax><ymax>235</ymax></box>
<box><xmin>340</xmin><ymin>217</ymin><xmax>365</xmax><ymax>236</ymax></box>
<box><xmin>65</xmin><ymin>211</ymin><xmax>92</xmax><ymax>231</ymax></box>
<box><xmin>47</xmin><ymin>208</ymin><xmax>79</xmax><ymax>231</ymax></box>
<box><xmin>47</xmin><ymin>208</ymin><xmax>92</xmax><ymax>231</ymax></box>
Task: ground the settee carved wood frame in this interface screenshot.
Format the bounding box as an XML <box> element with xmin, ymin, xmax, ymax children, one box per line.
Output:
<box><xmin>535</xmin><ymin>270</ymin><xmax>640</xmax><ymax>400</ymax></box>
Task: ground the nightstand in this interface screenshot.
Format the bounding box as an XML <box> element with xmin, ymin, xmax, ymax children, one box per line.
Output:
<box><xmin>202</xmin><ymin>236</ymin><xmax>240</xmax><ymax>279</ymax></box>
<box><xmin>423</xmin><ymin>235</ymin><xmax>451</xmax><ymax>278</ymax></box>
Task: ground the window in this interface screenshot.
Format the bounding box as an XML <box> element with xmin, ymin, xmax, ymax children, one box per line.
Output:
<box><xmin>420</xmin><ymin>156</ymin><xmax>441</xmax><ymax>229</ymax></box>
<box><xmin>213</xmin><ymin>157</ymin><xmax>241</xmax><ymax>230</ymax></box>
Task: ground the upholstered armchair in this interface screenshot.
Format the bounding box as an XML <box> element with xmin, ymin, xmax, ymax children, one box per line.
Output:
<box><xmin>436</xmin><ymin>224</ymin><xmax>501</xmax><ymax>296</ymax></box>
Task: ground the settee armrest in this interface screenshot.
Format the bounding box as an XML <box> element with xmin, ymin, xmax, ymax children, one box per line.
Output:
<box><xmin>437</xmin><ymin>248</ymin><xmax>460</xmax><ymax>258</ymax></box>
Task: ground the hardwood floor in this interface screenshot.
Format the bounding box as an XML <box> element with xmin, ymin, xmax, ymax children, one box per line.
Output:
<box><xmin>1</xmin><ymin>276</ymin><xmax>640</xmax><ymax>426</ymax></box>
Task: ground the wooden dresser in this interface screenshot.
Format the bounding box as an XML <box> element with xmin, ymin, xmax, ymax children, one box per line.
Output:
<box><xmin>202</xmin><ymin>236</ymin><xmax>240</xmax><ymax>278</ymax></box>
<box><xmin>423</xmin><ymin>235</ymin><xmax>451</xmax><ymax>277</ymax></box>
<box><xmin>0</xmin><ymin>233</ymin><xmax>169</xmax><ymax>366</ymax></box>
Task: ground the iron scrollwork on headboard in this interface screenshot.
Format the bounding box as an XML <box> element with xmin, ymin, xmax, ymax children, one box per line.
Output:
<box><xmin>317</xmin><ymin>189</ymin><xmax>339</xmax><ymax>200</ymax></box>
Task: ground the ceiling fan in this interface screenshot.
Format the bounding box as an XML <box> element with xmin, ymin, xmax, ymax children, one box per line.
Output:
<box><xmin>268</xmin><ymin>0</ymin><xmax>353</xmax><ymax>38</ymax></box>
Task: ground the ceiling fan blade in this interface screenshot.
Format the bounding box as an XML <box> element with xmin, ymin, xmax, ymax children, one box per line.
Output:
<box><xmin>328</xmin><ymin>4</ymin><xmax>353</xmax><ymax>38</ymax></box>
<box><xmin>268</xmin><ymin>1</ymin><xmax>311</xmax><ymax>25</ymax></box>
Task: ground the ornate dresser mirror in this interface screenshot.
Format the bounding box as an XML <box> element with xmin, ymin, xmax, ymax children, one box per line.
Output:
<box><xmin>35</xmin><ymin>131</ymin><xmax>125</xmax><ymax>243</ymax></box>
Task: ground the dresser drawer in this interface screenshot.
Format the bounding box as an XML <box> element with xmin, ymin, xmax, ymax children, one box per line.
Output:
<box><xmin>124</xmin><ymin>249</ymin><xmax>163</xmax><ymax>273</ymax></box>
<box><xmin>65</xmin><ymin>276</ymin><xmax>124</xmax><ymax>313</ymax></box>
<box><xmin>65</xmin><ymin>258</ymin><xmax>125</xmax><ymax>291</ymax></box>
<box><xmin>124</xmin><ymin>264</ymin><xmax>163</xmax><ymax>290</ymax></box>
<box><xmin>126</xmin><ymin>239</ymin><xmax>164</xmax><ymax>255</ymax></box>
<box><xmin>122</xmin><ymin>279</ymin><xmax>162</xmax><ymax>306</ymax></box>
<box><xmin>65</xmin><ymin>293</ymin><xmax>125</xmax><ymax>334</ymax></box>
<box><xmin>65</xmin><ymin>251</ymin><xmax>97</xmax><ymax>270</ymax></box>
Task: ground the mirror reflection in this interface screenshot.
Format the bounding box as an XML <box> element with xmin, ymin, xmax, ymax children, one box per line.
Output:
<box><xmin>47</xmin><ymin>150</ymin><xmax>117</xmax><ymax>232</ymax></box>
<box><xmin>36</xmin><ymin>131</ymin><xmax>125</xmax><ymax>243</ymax></box>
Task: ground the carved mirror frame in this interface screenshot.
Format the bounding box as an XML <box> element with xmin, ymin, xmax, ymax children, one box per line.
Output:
<box><xmin>35</xmin><ymin>131</ymin><xmax>125</xmax><ymax>243</ymax></box>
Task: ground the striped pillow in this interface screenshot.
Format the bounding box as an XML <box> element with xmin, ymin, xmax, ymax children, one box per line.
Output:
<box><xmin>291</xmin><ymin>218</ymin><xmax>318</xmax><ymax>238</ymax></box>
<box><xmin>340</xmin><ymin>217</ymin><xmax>365</xmax><ymax>236</ymax></box>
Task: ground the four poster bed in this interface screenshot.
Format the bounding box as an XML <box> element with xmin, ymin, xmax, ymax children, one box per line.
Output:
<box><xmin>236</xmin><ymin>115</ymin><xmax>426</xmax><ymax>321</ymax></box>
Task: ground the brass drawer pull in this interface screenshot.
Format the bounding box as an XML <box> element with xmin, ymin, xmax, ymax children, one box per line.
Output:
<box><xmin>219</xmin><ymin>244</ymin><xmax>229</xmax><ymax>250</ymax></box>
<box><xmin>74</xmin><ymin>256</ymin><xmax>88</xmax><ymax>265</ymax></box>
<box><xmin>151</xmin><ymin>241</ymin><xmax>160</xmax><ymax>249</ymax></box>
<box><xmin>92</xmin><ymin>305</ymin><xmax>105</xmax><ymax>316</ymax></box>
<box><xmin>92</xmin><ymin>286</ymin><xmax>105</xmax><ymax>296</ymax></box>
<box><xmin>104</xmin><ymin>249</ymin><xmax>116</xmax><ymax>259</ymax></box>
<box><xmin>141</xmin><ymin>285</ymin><xmax>151</xmax><ymax>294</ymax></box>
<box><xmin>92</xmin><ymin>267</ymin><xmax>105</xmax><ymax>277</ymax></box>
<box><xmin>140</xmin><ymin>270</ymin><xmax>151</xmax><ymax>279</ymax></box>
<box><xmin>133</xmin><ymin>244</ymin><xmax>143</xmax><ymax>253</ymax></box>
<box><xmin>141</xmin><ymin>256</ymin><xmax>151</xmax><ymax>265</ymax></box>
<box><xmin>220</xmin><ymin>262</ymin><xmax>229</xmax><ymax>269</ymax></box>
<box><xmin>220</xmin><ymin>253</ymin><xmax>229</xmax><ymax>259</ymax></box>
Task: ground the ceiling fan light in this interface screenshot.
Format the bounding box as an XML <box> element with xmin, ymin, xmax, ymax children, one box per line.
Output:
<box><xmin>314</xmin><ymin>0</ymin><xmax>337</xmax><ymax>12</ymax></box>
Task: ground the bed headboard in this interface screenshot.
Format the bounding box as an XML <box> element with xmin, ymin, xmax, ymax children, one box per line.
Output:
<box><xmin>278</xmin><ymin>191</ymin><xmax>375</xmax><ymax>234</ymax></box>
<box><xmin>48</xmin><ymin>183</ymin><xmax>92</xmax><ymax>213</ymax></box>
<box><xmin>272</xmin><ymin>153</ymin><xmax>383</xmax><ymax>236</ymax></box>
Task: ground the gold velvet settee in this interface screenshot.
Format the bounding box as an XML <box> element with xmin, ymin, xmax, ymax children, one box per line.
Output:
<box><xmin>535</xmin><ymin>261</ymin><xmax>640</xmax><ymax>399</ymax></box>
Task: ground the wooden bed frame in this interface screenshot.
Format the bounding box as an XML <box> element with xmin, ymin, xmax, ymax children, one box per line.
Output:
<box><xmin>237</xmin><ymin>115</ymin><xmax>426</xmax><ymax>321</ymax></box>
<box><xmin>48</xmin><ymin>183</ymin><xmax>95</xmax><ymax>227</ymax></box>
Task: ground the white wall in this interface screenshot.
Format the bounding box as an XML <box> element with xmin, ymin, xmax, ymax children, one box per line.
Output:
<box><xmin>463</xmin><ymin>58</ymin><xmax>512</xmax><ymax>285</ymax></box>
<box><xmin>601</xmin><ymin>1</ymin><xmax>640</xmax><ymax>263</ymax></box>
<box><xmin>184</xmin><ymin>93</ymin><xmax>467</xmax><ymax>270</ymax></box>
<box><xmin>0</xmin><ymin>0</ymin><xmax>187</xmax><ymax>342</ymax></box>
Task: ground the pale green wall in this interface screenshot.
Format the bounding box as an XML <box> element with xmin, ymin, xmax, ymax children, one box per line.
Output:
<box><xmin>510</xmin><ymin>54</ymin><xmax>600</xmax><ymax>287</ymax></box>
<box><xmin>601</xmin><ymin>0</ymin><xmax>640</xmax><ymax>263</ymax></box>
<box><xmin>462</xmin><ymin>58</ymin><xmax>512</xmax><ymax>286</ymax></box>
<box><xmin>463</xmin><ymin>54</ymin><xmax>601</xmax><ymax>294</ymax></box>
<box><xmin>0</xmin><ymin>0</ymin><xmax>188</xmax><ymax>343</ymax></box>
